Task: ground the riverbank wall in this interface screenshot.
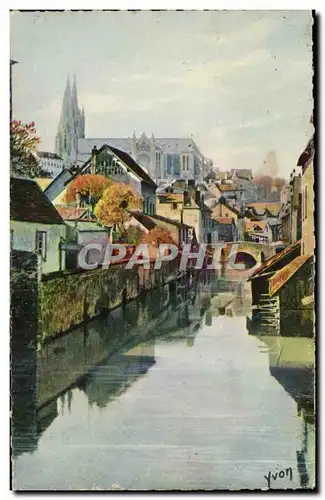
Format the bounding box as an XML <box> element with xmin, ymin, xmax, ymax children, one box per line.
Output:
<box><xmin>11</xmin><ymin>250</ymin><xmax>182</xmax><ymax>345</ymax></box>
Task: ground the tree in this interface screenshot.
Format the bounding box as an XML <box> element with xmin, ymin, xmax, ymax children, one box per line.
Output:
<box><xmin>94</xmin><ymin>182</ymin><xmax>142</xmax><ymax>235</ymax></box>
<box><xmin>253</xmin><ymin>175</ymin><xmax>274</xmax><ymax>200</ymax></box>
<box><xmin>10</xmin><ymin>120</ymin><xmax>42</xmax><ymax>177</ymax></box>
<box><xmin>273</xmin><ymin>177</ymin><xmax>286</xmax><ymax>191</ymax></box>
<box><xmin>66</xmin><ymin>174</ymin><xmax>111</xmax><ymax>205</ymax></box>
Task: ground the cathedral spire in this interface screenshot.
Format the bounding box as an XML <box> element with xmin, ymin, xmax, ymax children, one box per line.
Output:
<box><xmin>71</xmin><ymin>74</ymin><xmax>79</xmax><ymax>116</ymax></box>
<box><xmin>60</xmin><ymin>76</ymin><xmax>72</xmax><ymax>120</ymax></box>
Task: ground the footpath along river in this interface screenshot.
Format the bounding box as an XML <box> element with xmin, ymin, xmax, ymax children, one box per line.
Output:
<box><xmin>12</xmin><ymin>276</ymin><xmax>315</xmax><ymax>490</ymax></box>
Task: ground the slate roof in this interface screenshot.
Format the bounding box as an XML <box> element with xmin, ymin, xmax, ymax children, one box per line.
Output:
<box><xmin>129</xmin><ymin>210</ymin><xmax>192</xmax><ymax>231</ymax></box>
<box><xmin>10</xmin><ymin>177</ymin><xmax>64</xmax><ymax>224</ymax></box>
<box><xmin>128</xmin><ymin>211</ymin><xmax>157</xmax><ymax>231</ymax></box>
<box><xmin>269</xmin><ymin>255</ymin><xmax>311</xmax><ymax>297</ymax></box>
<box><xmin>247</xmin><ymin>202</ymin><xmax>282</xmax><ymax>217</ymax></box>
<box><xmin>77</xmin><ymin>136</ymin><xmax>202</xmax><ymax>157</ymax></box>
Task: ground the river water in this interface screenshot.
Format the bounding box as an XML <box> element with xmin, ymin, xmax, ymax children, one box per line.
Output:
<box><xmin>12</xmin><ymin>275</ymin><xmax>315</xmax><ymax>491</ymax></box>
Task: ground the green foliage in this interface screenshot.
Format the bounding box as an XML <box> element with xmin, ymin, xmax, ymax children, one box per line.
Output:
<box><xmin>10</xmin><ymin>120</ymin><xmax>44</xmax><ymax>178</ymax></box>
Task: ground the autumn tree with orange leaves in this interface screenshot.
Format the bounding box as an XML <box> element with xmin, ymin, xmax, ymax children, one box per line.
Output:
<box><xmin>66</xmin><ymin>174</ymin><xmax>111</xmax><ymax>206</ymax></box>
<box><xmin>10</xmin><ymin>120</ymin><xmax>43</xmax><ymax>177</ymax></box>
<box><xmin>94</xmin><ymin>182</ymin><xmax>142</xmax><ymax>236</ymax></box>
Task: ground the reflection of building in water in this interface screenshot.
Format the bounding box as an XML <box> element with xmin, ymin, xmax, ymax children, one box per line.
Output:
<box><xmin>259</xmin><ymin>334</ymin><xmax>315</xmax><ymax>488</ymax></box>
<box><xmin>76</xmin><ymin>341</ymin><xmax>155</xmax><ymax>409</ymax></box>
<box><xmin>210</xmin><ymin>279</ymin><xmax>251</xmax><ymax>317</ymax></box>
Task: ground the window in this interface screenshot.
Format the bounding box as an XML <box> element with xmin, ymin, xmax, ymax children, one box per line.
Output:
<box><xmin>186</xmin><ymin>156</ymin><xmax>189</xmax><ymax>170</ymax></box>
<box><xmin>172</xmin><ymin>203</ymin><xmax>178</xmax><ymax>210</ymax></box>
<box><xmin>156</xmin><ymin>152</ymin><xmax>161</xmax><ymax>172</ymax></box>
<box><xmin>304</xmin><ymin>185</ymin><xmax>308</xmax><ymax>220</ymax></box>
<box><xmin>182</xmin><ymin>156</ymin><xmax>185</xmax><ymax>170</ymax></box>
<box><xmin>10</xmin><ymin>229</ymin><xmax>14</xmax><ymax>249</ymax></box>
<box><xmin>36</xmin><ymin>231</ymin><xmax>47</xmax><ymax>261</ymax></box>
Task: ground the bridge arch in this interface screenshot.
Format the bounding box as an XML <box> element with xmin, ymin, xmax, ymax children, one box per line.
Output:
<box><xmin>223</xmin><ymin>241</ymin><xmax>275</xmax><ymax>264</ymax></box>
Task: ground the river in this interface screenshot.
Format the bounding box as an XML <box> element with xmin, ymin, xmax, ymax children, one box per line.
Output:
<box><xmin>11</xmin><ymin>274</ymin><xmax>315</xmax><ymax>491</ymax></box>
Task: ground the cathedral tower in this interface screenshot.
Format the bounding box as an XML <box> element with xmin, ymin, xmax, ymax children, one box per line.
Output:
<box><xmin>55</xmin><ymin>75</ymin><xmax>85</xmax><ymax>166</ymax></box>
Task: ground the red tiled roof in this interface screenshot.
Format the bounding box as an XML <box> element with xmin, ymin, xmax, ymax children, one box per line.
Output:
<box><xmin>269</xmin><ymin>255</ymin><xmax>311</xmax><ymax>297</ymax></box>
<box><xmin>249</xmin><ymin>240</ymin><xmax>301</xmax><ymax>280</ymax></box>
<box><xmin>214</xmin><ymin>217</ymin><xmax>235</xmax><ymax>224</ymax></box>
<box><xmin>56</xmin><ymin>207</ymin><xmax>88</xmax><ymax>220</ymax></box>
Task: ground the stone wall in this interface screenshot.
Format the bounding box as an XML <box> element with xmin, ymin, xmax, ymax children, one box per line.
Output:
<box><xmin>11</xmin><ymin>250</ymin><xmax>40</xmax><ymax>348</ymax></box>
<box><xmin>11</xmin><ymin>250</ymin><xmax>40</xmax><ymax>456</ymax></box>
<box><xmin>38</xmin><ymin>258</ymin><xmax>179</xmax><ymax>344</ymax></box>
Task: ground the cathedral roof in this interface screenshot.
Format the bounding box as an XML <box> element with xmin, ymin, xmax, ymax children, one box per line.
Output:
<box><xmin>77</xmin><ymin>136</ymin><xmax>202</xmax><ymax>157</ymax></box>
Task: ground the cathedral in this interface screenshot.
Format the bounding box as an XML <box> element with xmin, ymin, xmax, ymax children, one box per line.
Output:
<box><xmin>55</xmin><ymin>76</ymin><xmax>211</xmax><ymax>184</ymax></box>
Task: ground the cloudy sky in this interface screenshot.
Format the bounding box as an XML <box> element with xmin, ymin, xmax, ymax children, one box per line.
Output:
<box><xmin>10</xmin><ymin>10</ymin><xmax>313</xmax><ymax>177</ymax></box>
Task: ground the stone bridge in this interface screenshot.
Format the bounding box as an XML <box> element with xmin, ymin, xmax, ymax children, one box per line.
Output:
<box><xmin>222</xmin><ymin>241</ymin><xmax>277</xmax><ymax>266</ymax></box>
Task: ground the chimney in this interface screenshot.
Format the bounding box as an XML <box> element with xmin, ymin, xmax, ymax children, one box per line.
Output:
<box><xmin>91</xmin><ymin>145</ymin><xmax>97</xmax><ymax>174</ymax></box>
<box><xmin>195</xmin><ymin>189</ymin><xmax>201</xmax><ymax>207</ymax></box>
<box><xmin>183</xmin><ymin>189</ymin><xmax>191</xmax><ymax>207</ymax></box>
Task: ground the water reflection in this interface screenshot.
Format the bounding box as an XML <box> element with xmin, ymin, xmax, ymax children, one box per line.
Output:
<box><xmin>257</xmin><ymin>333</ymin><xmax>315</xmax><ymax>488</ymax></box>
<box><xmin>12</xmin><ymin>272</ymin><xmax>315</xmax><ymax>490</ymax></box>
<box><xmin>77</xmin><ymin>341</ymin><xmax>156</xmax><ymax>410</ymax></box>
<box><xmin>12</xmin><ymin>272</ymin><xmax>211</xmax><ymax>459</ymax></box>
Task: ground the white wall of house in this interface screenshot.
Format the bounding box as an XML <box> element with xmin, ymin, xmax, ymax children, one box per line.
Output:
<box><xmin>10</xmin><ymin>220</ymin><xmax>66</xmax><ymax>274</ymax></box>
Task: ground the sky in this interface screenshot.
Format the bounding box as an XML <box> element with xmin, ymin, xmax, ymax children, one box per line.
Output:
<box><xmin>10</xmin><ymin>10</ymin><xmax>313</xmax><ymax>178</ymax></box>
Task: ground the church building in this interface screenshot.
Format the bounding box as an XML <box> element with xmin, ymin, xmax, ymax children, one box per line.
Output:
<box><xmin>55</xmin><ymin>76</ymin><xmax>211</xmax><ymax>185</ymax></box>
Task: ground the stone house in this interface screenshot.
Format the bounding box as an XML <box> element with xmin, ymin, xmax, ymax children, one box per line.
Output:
<box><xmin>10</xmin><ymin>177</ymin><xmax>66</xmax><ymax>274</ymax></box>
<box><xmin>298</xmin><ymin>137</ymin><xmax>315</xmax><ymax>257</ymax></box>
<box><xmin>210</xmin><ymin>197</ymin><xmax>242</xmax><ymax>240</ymax></box>
<box><xmin>156</xmin><ymin>184</ymin><xmax>216</xmax><ymax>244</ymax></box>
<box><xmin>210</xmin><ymin>182</ymin><xmax>241</xmax><ymax>203</ymax></box>
<box><xmin>213</xmin><ymin>217</ymin><xmax>237</xmax><ymax>242</ymax></box>
<box><xmin>246</xmin><ymin>202</ymin><xmax>282</xmax><ymax>242</ymax></box>
<box><xmin>127</xmin><ymin>211</ymin><xmax>194</xmax><ymax>248</ymax></box>
<box><xmin>56</xmin><ymin>207</ymin><xmax>111</xmax><ymax>269</ymax></box>
<box><xmin>244</xmin><ymin>220</ymin><xmax>273</xmax><ymax>244</ymax></box>
<box><xmin>44</xmin><ymin>144</ymin><xmax>157</xmax><ymax>216</ymax></box>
